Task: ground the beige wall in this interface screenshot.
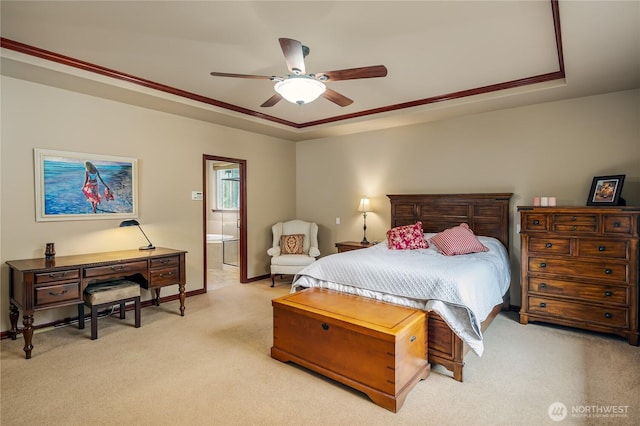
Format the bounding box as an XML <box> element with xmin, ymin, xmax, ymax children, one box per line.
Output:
<box><xmin>0</xmin><ymin>76</ymin><xmax>296</xmax><ymax>331</ymax></box>
<box><xmin>296</xmin><ymin>89</ymin><xmax>640</xmax><ymax>304</ymax></box>
<box><xmin>1</xmin><ymin>74</ymin><xmax>638</xmax><ymax>332</ymax></box>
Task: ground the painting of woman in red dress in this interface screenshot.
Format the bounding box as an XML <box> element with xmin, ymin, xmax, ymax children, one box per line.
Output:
<box><xmin>82</xmin><ymin>161</ymin><xmax>113</xmax><ymax>213</ymax></box>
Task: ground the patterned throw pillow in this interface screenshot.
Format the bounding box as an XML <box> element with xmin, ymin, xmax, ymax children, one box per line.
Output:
<box><xmin>280</xmin><ymin>234</ymin><xmax>304</xmax><ymax>254</ymax></box>
<box><xmin>386</xmin><ymin>222</ymin><xmax>429</xmax><ymax>250</ymax></box>
<box><xmin>429</xmin><ymin>223</ymin><xmax>488</xmax><ymax>256</ymax></box>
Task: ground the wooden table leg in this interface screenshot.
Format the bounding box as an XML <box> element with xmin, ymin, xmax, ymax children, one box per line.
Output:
<box><xmin>22</xmin><ymin>313</ymin><xmax>34</xmax><ymax>359</ymax></box>
<box><xmin>9</xmin><ymin>302</ymin><xmax>19</xmax><ymax>340</ymax></box>
<box><xmin>179</xmin><ymin>282</ymin><xmax>186</xmax><ymax>317</ymax></box>
<box><xmin>154</xmin><ymin>288</ymin><xmax>161</xmax><ymax>306</ymax></box>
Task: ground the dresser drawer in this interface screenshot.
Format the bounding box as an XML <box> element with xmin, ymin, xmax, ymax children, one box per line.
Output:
<box><xmin>528</xmin><ymin>238</ymin><xmax>570</xmax><ymax>255</ymax></box>
<box><xmin>552</xmin><ymin>214</ymin><xmax>597</xmax><ymax>233</ymax></box>
<box><xmin>35</xmin><ymin>269</ymin><xmax>80</xmax><ymax>284</ymax></box>
<box><xmin>149</xmin><ymin>266</ymin><xmax>180</xmax><ymax>288</ymax></box>
<box><xmin>528</xmin><ymin>296</ymin><xmax>628</xmax><ymax>328</ymax></box>
<box><xmin>578</xmin><ymin>239</ymin><xmax>628</xmax><ymax>259</ymax></box>
<box><xmin>34</xmin><ymin>281</ymin><xmax>82</xmax><ymax>308</ymax></box>
<box><xmin>84</xmin><ymin>261</ymin><xmax>148</xmax><ymax>279</ymax></box>
<box><xmin>527</xmin><ymin>277</ymin><xmax>628</xmax><ymax>305</ymax></box>
<box><xmin>528</xmin><ymin>257</ymin><xmax>627</xmax><ymax>282</ymax></box>
<box><xmin>603</xmin><ymin>215</ymin><xmax>634</xmax><ymax>235</ymax></box>
<box><xmin>521</xmin><ymin>214</ymin><xmax>547</xmax><ymax>232</ymax></box>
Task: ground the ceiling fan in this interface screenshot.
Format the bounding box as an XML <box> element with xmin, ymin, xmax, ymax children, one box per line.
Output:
<box><xmin>210</xmin><ymin>38</ymin><xmax>388</xmax><ymax>107</ymax></box>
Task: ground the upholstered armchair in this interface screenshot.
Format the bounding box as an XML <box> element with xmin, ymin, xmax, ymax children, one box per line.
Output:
<box><xmin>267</xmin><ymin>220</ymin><xmax>320</xmax><ymax>287</ymax></box>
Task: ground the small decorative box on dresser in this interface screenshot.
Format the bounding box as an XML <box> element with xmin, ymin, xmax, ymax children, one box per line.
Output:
<box><xmin>518</xmin><ymin>206</ymin><xmax>639</xmax><ymax>345</ymax></box>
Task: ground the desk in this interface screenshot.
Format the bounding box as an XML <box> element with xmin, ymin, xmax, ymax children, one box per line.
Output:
<box><xmin>6</xmin><ymin>247</ymin><xmax>187</xmax><ymax>359</ymax></box>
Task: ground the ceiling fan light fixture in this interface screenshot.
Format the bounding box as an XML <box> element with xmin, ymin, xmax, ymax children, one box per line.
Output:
<box><xmin>274</xmin><ymin>76</ymin><xmax>326</xmax><ymax>105</ymax></box>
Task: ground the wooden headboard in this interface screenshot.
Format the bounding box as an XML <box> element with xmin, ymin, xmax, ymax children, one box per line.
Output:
<box><xmin>387</xmin><ymin>193</ymin><xmax>513</xmax><ymax>252</ymax></box>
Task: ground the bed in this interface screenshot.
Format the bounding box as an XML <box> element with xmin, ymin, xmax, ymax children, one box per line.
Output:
<box><xmin>292</xmin><ymin>193</ymin><xmax>512</xmax><ymax>381</ymax></box>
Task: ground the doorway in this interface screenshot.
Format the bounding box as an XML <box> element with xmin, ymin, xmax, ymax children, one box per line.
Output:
<box><xmin>203</xmin><ymin>155</ymin><xmax>247</xmax><ymax>289</ymax></box>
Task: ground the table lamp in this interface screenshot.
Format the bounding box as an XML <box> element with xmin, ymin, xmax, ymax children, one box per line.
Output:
<box><xmin>119</xmin><ymin>219</ymin><xmax>155</xmax><ymax>250</ymax></box>
<box><xmin>358</xmin><ymin>196</ymin><xmax>371</xmax><ymax>245</ymax></box>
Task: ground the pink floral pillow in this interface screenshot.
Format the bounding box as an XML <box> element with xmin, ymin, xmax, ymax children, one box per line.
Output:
<box><xmin>386</xmin><ymin>222</ymin><xmax>429</xmax><ymax>250</ymax></box>
<box><xmin>429</xmin><ymin>223</ymin><xmax>488</xmax><ymax>256</ymax></box>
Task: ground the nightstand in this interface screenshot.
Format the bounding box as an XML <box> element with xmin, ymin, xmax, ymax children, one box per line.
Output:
<box><xmin>335</xmin><ymin>241</ymin><xmax>371</xmax><ymax>253</ymax></box>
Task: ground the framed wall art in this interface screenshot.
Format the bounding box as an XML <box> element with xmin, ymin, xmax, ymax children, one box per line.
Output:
<box><xmin>34</xmin><ymin>149</ymin><xmax>138</xmax><ymax>221</ymax></box>
<box><xmin>586</xmin><ymin>174</ymin><xmax>625</xmax><ymax>206</ymax></box>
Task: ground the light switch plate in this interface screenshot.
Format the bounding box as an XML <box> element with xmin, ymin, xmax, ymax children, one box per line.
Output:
<box><xmin>191</xmin><ymin>191</ymin><xmax>203</xmax><ymax>201</ymax></box>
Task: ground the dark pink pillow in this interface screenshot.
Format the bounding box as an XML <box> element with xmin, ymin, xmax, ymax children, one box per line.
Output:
<box><xmin>430</xmin><ymin>223</ymin><xmax>488</xmax><ymax>256</ymax></box>
<box><xmin>386</xmin><ymin>222</ymin><xmax>429</xmax><ymax>250</ymax></box>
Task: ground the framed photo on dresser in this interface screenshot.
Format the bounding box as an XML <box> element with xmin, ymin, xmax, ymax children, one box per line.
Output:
<box><xmin>586</xmin><ymin>174</ymin><xmax>625</xmax><ymax>206</ymax></box>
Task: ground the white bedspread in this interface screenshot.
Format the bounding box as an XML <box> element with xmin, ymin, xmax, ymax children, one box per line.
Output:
<box><xmin>291</xmin><ymin>235</ymin><xmax>510</xmax><ymax>356</ymax></box>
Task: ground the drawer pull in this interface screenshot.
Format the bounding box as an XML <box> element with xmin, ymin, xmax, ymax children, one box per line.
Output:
<box><xmin>158</xmin><ymin>259</ymin><xmax>171</xmax><ymax>264</ymax></box>
<box><xmin>539</xmin><ymin>302</ymin><xmax>546</xmax><ymax>308</ymax></box>
<box><xmin>533</xmin><ymin>220</ymin><xmax>540</xmax><ymax>225</ymax></box>
<box><xmin>539</xmin><ymin>283</ymin><xmax>547</xmax><ymax>289</ymax></box>
<box><xmin>572</xmin><ymin>226</ymin><xmax>577</xmax><ymax>231</ymax></box>
<box><xmin>48</xmin><ymin>288</ymin><xmax>68</xmax><ymax>297</ymax></box>
<box><xmin>539</xmin><ymin>262</ymin><xmax>547</xmax><ymax>268</ymax></box>
<box><xmin>604</xmin><ymin>269</ymin><xmax>612</xmax><ymax>275</ymax></box>
<box><xmin>321</xmin><ymin>323</ymin><xmax>329</xmax><ymax>331</ymax></box>
<box><xmin>571</xmin><ymin>216</ymin><xmax>577</xmax><ymax>221</ymax></box>
<box><xmin>604</xmin><ymin>291</ymin><xmax>613</xmax><ymax>297</ymax></box>
<box><xmin>545</xmin><ymin>242</ymin><xmax>552</xmax><ymax>248</ymax></box>
<box><xmin>410</xmin><ymin>335</ymin><xmax>416</xmax><ymax>342</ymax></box>
<box><xmin>110</xmin><ymin>265</ymin><xmax>126</xmax><ymax>271</ymax></box>
<box><xmin>614</xmin><ymin>222</ymin><xmax>620</xmax><ymax>228</ymax></box>
<box><xmin>604</xmin><ymin>313</ymin><xmax>612</xmax><ymax>319</ymax></box>
<box><xmin>159</xmin><ymin>272</ymin><xmax>174</xmax><ymax>278</ymax></box>
<box><xmin>48</xmin><ymin>272</ymin><xmax>68</xmax><ymax>279</ymax></box>
<box><xmin>598</xmin><ymin>246</ymin><xmax>606</xmax><ymax>251</ymax></box>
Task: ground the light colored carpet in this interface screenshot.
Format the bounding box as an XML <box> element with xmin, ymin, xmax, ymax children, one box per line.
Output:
<box><xmin>1</xmin><ymin>279</ymin><xmax>639</xmax><ymax>426</ymax></box>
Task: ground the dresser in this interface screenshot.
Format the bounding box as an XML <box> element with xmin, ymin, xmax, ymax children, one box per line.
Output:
<box><xmin>6</xmin><ymin>247</ymin><xmax>187</xmax><ymax>358</ymax></box>
<box><xmin>518</xmin><ymin>206</ymin><xmax>639</xmax><ymax>345</ymax></box>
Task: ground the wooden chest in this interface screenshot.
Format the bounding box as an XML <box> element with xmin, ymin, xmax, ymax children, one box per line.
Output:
<box><xmin>271</xmin><ymin>288</ymin><xmax>430</xmax><ymax>412</ymax></box>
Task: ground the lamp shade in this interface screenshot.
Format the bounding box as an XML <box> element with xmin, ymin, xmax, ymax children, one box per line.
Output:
<box><xmin>358</xmin><ymin>197</ymin><xmax>371</xmax><ymax>213</ymax></box>
<box><xmin>119</xmin><ymin>219</ymin><xmax>155</xmax><ymax>250</ymax></box>
<box><xmin>274</xmin><ymin>76</ymin><xmax>326</xmax><ymax>105</ymax></box>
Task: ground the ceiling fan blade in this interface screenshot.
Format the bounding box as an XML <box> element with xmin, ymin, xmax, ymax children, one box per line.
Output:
<box><xmin>316</xmin><ymin>65</ymin><xmax>388</xmax><ymax>81</ymax></box>
<box><xmin>210</xmin><ymin>72</ymin><xmax>274</xmax><ymax>80</ymax></box>
<box><xmin>322</xmin><ymin>88</ymin><xmax>353</xmax><ymax>107</ymax></box>
<box><xmin>279</xmin><ymin>38</ymin><xmax>306</xmax><ymax>75</ymax></box>
<box><xmin>260</xmin><ymin>93</ymin><xmax>282</xmax><ymax>107</ymax></box>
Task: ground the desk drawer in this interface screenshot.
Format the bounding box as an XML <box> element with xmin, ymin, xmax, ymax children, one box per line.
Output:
<box><xmin>35</xmin><ymin>281</ymin><xmax>81</xmax><ymax>308</ymax></box>
<box><xmin>35</xmin><ymin>269</ymin><xmax>80</xmax><ymax>284</ymax></box>
<box><xmin>150</xmin><ymin>256</ymin><xmax>180</xmax><ymax>269</ymax></box>
<box><xmin>149</xmin><ymin>266</ymin><xmax>180</xmax><ymax>288</ymax></box>
<box><xmin>84</xmin><ymin>261</ymin><xmax>147</xmax><ymax>278</ymax></box>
